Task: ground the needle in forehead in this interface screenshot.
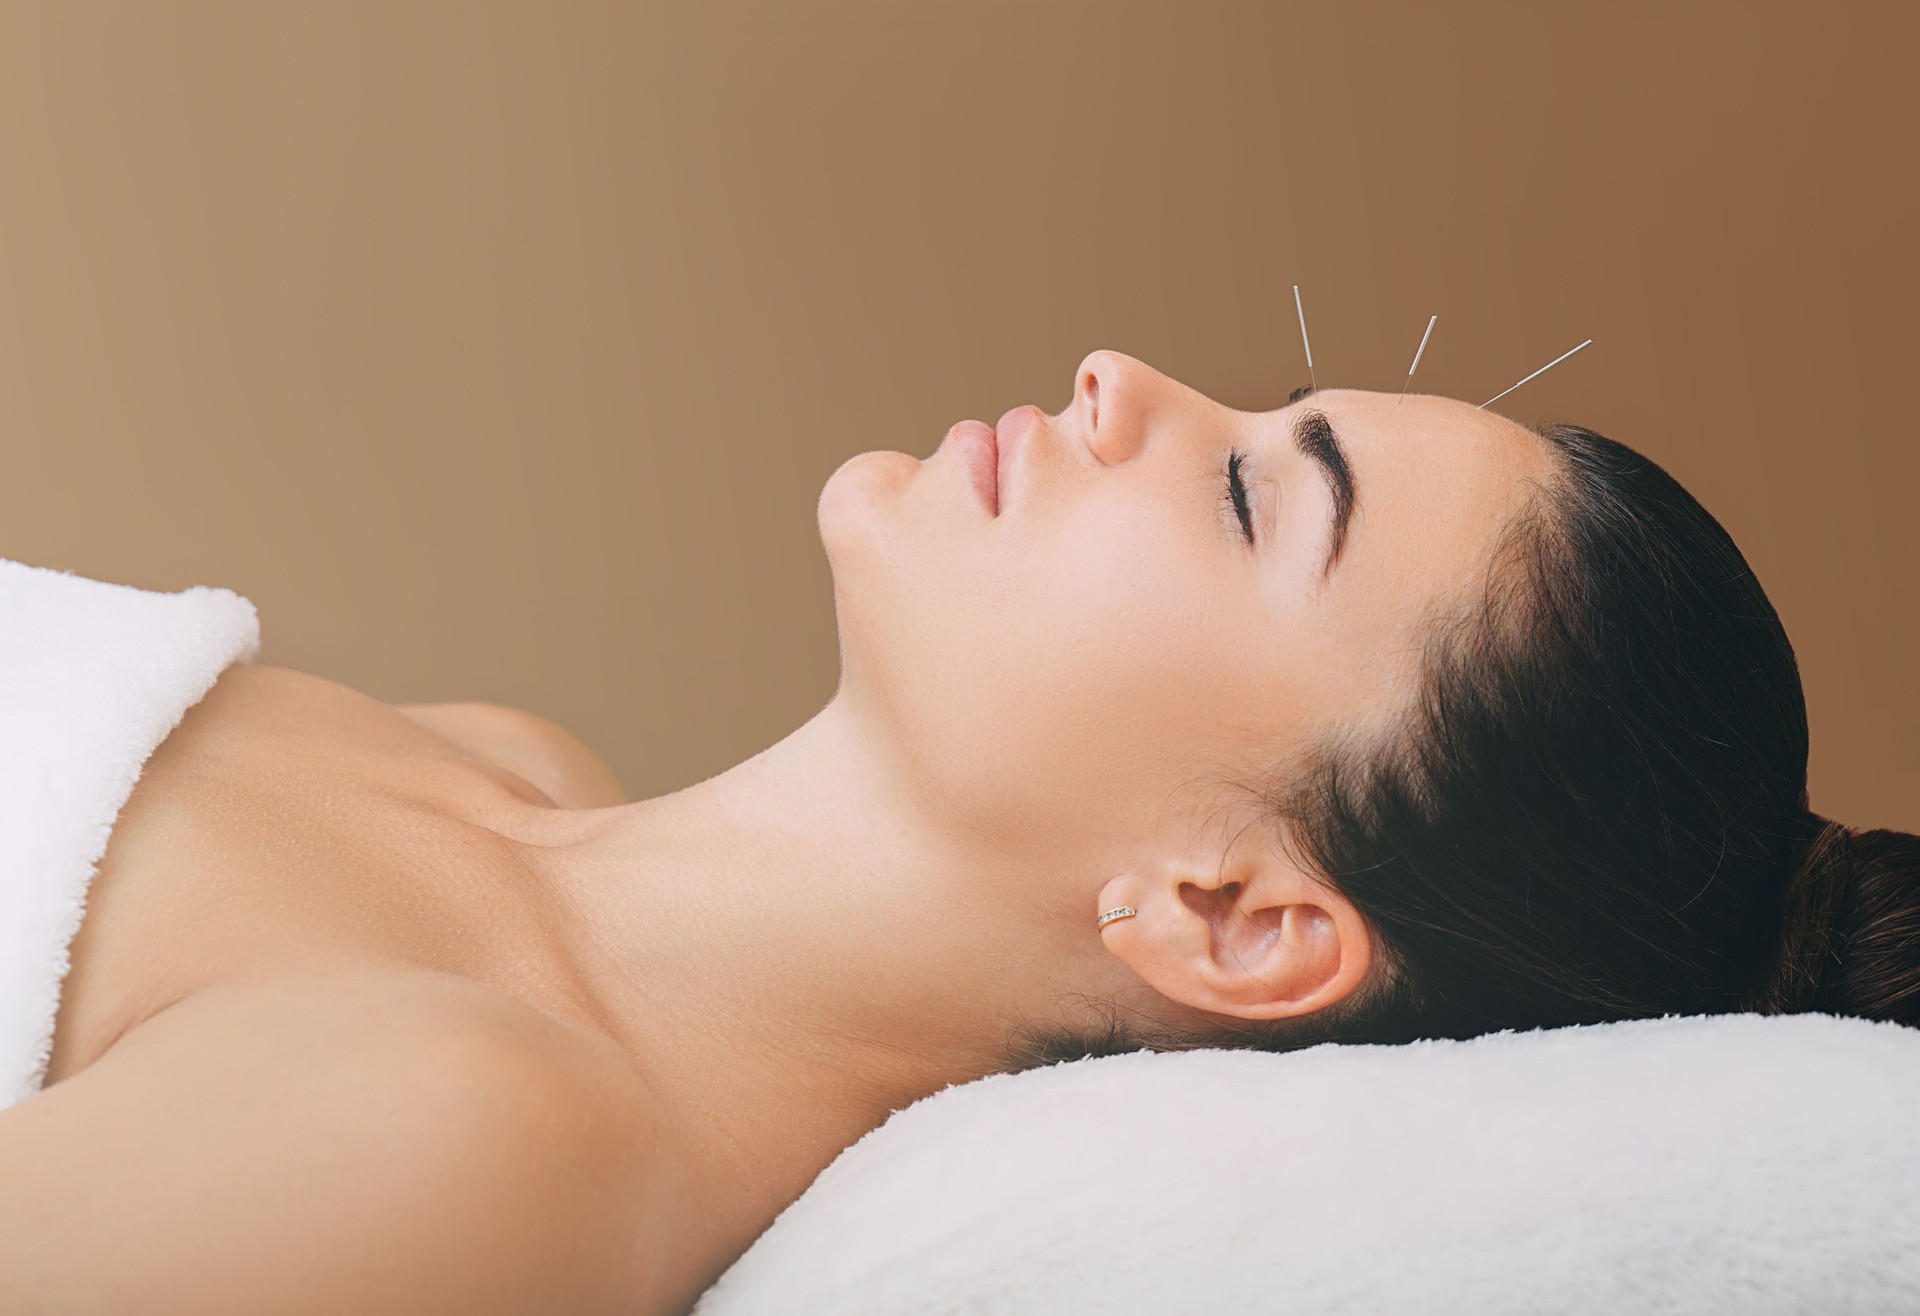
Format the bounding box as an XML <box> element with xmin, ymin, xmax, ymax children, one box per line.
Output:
<box><xmin>1398</xmin><ymin>314</ymin><xmax>1438</xmax><ymax>405</ymax></box>
<box><xmin>1478</xmin><ymin>338</ymin><xmax>1593</xmax><ymax>409</ymax></box>
<box><xmin>1292</xmin><ymin>284</ymin><xmax>1317</xmax><ymax>393</ymax></box>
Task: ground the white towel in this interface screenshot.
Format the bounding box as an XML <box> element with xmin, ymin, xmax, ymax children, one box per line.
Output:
<box><xmin>694</xmin><ymin>1010</ymin><xmax>1920</xmax><ymax>1314</ymax></box>
<box><xmin>0</xmin><ymin>556</ymin><xmax>259</xmax><ymax>1111</ymax></box>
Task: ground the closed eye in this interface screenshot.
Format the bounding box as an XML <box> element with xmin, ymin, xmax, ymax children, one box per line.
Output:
<box><xmin>1219</xmin><ymin>448</ymin><xmax>1257</xmax><ymax>545</ymax></box>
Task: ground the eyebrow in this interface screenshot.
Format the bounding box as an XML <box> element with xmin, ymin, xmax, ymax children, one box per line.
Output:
<box><xmin>1289</xmin><ymin>404</ymin><xmax>1357</xmax><ymax>579</ymax></box>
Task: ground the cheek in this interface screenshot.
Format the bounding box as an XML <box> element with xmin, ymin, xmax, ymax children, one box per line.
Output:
<box><xmin>876</xmin><ymin>503</ymin><xmax>1272</xmax><ymax>838</ymax></box>
<box><xmin>1026</xmin><ymin>519</ymin><xmax>1241</xmax><ymax>718</ymax></box>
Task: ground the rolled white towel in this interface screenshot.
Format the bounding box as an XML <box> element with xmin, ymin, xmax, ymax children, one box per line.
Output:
<box><xmin>694</xmin><ymin>1010</ymin><xmax>1920</xmax><ymax>1315</ymax></box>
<box><xmin>0</xmin><ymin>556</ymin><xmax>259</xmax><ymax>1111</ymax></box>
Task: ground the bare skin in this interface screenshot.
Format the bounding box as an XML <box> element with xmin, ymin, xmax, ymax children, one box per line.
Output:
<box><xmin>2</xmin><ymin>352</ymin><xmax>1557</xmax><ymax>1314</ymax></box>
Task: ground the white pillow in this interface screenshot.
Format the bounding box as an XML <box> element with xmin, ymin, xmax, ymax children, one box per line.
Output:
<box><xmin>692</xmin><ymin>1012</ymin><xmax>1920</xmax><ymax>1315</ymax></box>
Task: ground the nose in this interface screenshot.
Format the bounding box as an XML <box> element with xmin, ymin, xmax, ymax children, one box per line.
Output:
<box><xmin>1070</xmin><ymin>350</ymin><xmax>1159</xmax><ymax>466</ymax></box>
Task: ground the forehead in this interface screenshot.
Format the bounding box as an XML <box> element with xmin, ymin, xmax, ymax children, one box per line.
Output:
<box><xmin>1256</xmin><ymin>386</ymin><xmax>1556</xmax><ymax>636</ymax></box>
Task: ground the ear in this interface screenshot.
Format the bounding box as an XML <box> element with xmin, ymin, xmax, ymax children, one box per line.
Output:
<box><xmin>1096</xmin><ymin>854</ymin><xmax>1372</xmax><ymax>1023</ymax></box>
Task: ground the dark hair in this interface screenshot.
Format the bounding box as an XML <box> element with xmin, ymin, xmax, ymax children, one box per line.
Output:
<box><xmin>1008</xmin><ymin>422</ymin><xmax>1920</xmax><ymax>1070</ymax></box>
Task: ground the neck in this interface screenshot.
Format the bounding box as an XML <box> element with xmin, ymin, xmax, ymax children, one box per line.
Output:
<box><xmin>512</xmin><ymin>691</ymin><xmax>1132</xmax><ymax>1242</ymax></box>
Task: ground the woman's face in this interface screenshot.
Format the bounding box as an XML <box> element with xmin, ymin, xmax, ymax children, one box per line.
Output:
<box><xmin>817</xmin><ymin>350</ymin><xmax>1555</xmax><ymax>879</ymax></box>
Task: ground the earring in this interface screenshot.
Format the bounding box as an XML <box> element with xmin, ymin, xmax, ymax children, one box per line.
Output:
<box><xmin>1096</xmin><ymin>906</ymin><xmax>1138</xmax><ymax>931</ymax></box>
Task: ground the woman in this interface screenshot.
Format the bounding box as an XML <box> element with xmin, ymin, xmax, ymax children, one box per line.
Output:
<box><xmin>4</xmin><ymin>350</ymin><xmax>1915</xmax><ymax>1314</ymax></box>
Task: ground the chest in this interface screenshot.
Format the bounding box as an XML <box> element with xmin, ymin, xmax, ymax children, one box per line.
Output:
<box><xmin>43</xmin><ymin>663</ymin><xmax>585</xmax><ymax>1085</ymax></box>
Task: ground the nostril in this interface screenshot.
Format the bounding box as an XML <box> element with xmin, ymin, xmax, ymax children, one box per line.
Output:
<box><xmin>1083</xmin><ymin>373</ymin><xmax>1100</xmax><ymax>430</ymax></box>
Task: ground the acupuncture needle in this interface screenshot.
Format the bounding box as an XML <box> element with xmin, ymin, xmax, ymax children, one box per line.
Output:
<box><xmin>1398</xmin><ymin>315</ymin><xmax>1437</xmax><ymax>405</ymax></box>
<box><xmin>1478</xmin><ymin>339</ymin><xmax>1593</xmax><ymax>410</ymax></box>
<box><xmin>1292</xmin><ymin>284</ymin><xmax>1316</xmax><ymax>394</ymax></box>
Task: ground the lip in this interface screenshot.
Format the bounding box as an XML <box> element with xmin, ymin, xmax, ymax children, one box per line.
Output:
<box><xmin>991</xmin><ymin>405</ymin><xmax>1037</xmax><ymax>512</ymax></box>
<box><xmin>945</xmin><ymin>419</ymin><xmax>1000</xmax><ymax>515</ymax></box>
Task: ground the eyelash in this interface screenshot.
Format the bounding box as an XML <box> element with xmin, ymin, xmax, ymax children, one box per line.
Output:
<box><xmin>1219</xmin><ymin>448</ymin><xmax>1257</xmax><ymax>545</ymax></box>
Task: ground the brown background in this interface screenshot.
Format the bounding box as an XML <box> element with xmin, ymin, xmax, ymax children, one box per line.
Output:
<box><xmin>0</xmin><ymin>1</ymin><xmax>1913</xmax><ymax>828</ymax></box>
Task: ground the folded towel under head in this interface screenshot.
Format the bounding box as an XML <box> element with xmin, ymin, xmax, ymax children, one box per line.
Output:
<box><xmin>694</xmin><ymin>1010</ymin><xmax>1920</xmax><ymax>1315</ymax></box>
<box><xmin>0</xmin><ymin>557</ymin><xmax>259</xmax><ymax>1111</ymax></box>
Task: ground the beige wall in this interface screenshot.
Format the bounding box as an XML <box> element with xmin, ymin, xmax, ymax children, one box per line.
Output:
<box><xmin>0</xmin><ymin>1</ymin><xmax>1912</xmax><ymax>829</ymax></box>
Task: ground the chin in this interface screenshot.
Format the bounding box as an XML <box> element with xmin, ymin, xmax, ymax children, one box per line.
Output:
<box><xmin>816</xmin><ymin>450</ymin><xmax>918</xmax><ymax>568</ymax></box>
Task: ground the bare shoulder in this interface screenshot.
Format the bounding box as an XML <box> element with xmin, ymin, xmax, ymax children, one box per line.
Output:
<box><xmin>0</xmin><ymin>969</ymin><xmax>665</xmax><ymax>1314</ymax></box>
<box><xmin>394</xmin><ymin>700</ymin><xmax>629</xmax><ymax>808</ymax></box>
